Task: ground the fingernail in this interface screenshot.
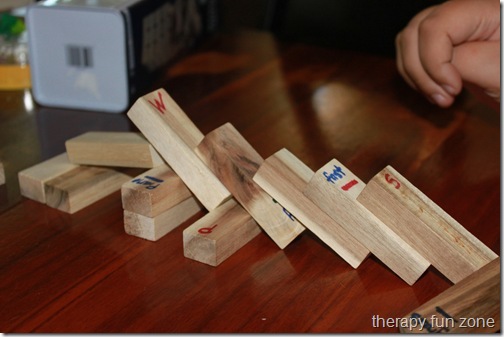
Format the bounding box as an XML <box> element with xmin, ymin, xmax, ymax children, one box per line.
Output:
<box><xmin>442</xmin><ymin>85</ymin><xmax>456</xmax><ymax>96</ymax></box>
<box><xmin>431</xmin><ymin>93</ymin><xmax>449</xmax><ymax>106</ymax></box>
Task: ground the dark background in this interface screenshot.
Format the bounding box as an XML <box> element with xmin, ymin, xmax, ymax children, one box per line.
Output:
<box><xmin>218</xmin><ymin>0</ymin><xmax>446</xmax><ymax>56</ymax></box>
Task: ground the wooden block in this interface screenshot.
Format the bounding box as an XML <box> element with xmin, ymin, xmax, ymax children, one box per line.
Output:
<box><xmin>65</xmin><ymin>131</ymin><xmax>164</xmax><ymax>168</ymax></box>
<box><xmin>303</xmin><ymin>159</ymin><xmax>430</xmax><ymax>285</ymax></box>
<box><xmin>18</xmin><ymin>153</ymin><xmax>78</xmax><ymax>203</ymax></box>
<box><xmin>253</xmin><ymin>148</ymin><xmax>370</xmax><ymax>268</ymax></box>
<box><xmin>195</xmin><ymin>123</ymin><xmax>305</xmax><ymax>249</ymax></box>
<box><xmin>0</xmin><ymin>162</ymin><xmax>4</xmax><ymax>185</ymax></box>
<box><xmin>124</xmin><ymin>197</ymin><xmax>203</xmax><ymax>241</ymax></box>
<box><xmin>400</xmin><ymin>257</ymin><xmax>500</xmax><ymax>333</ymax></box>
<box><xmin>183</xmin><ymin>199</ymin><xmax>261</xmax><ymax>266</ymax></box>
<box><xmin>121</xmin><ymin>164</ymin><xmax>193</xmax><ymax>217</ymax></box>
<box><xmin>357</xmin><ymin>166</ymin><xmax>498</xmax><ymax>284</ymax></box>
<box><xmin>44</xmin><ymin>166</ymin><xmax>130</xmax><ymax>214</ymax></box>
<box><xmin>127</xmin><ymin>88</ymin><xmax>231</xmax><ymax>211</ymax></box>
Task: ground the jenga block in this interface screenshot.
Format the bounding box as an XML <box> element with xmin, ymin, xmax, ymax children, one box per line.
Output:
<box><xmin>400</xmin><ymin>257</ymin><xmax>500</xmax><ymax>333</ymax></box>
<box><xmin>65</xmin><ymin>131</ymin><xmax>164</xmax><ymax>168</ymax></box>
<box><xmin>127</xmin><ymin>89</ymin><xmax>231</xmax><ymax>211</ymax></box>
<box><xmin>303</xmin><ymin>159</ymin><xmax>430</xmax><ymax>285</ymax></box>
<box><xmin>183</xmin><ymin>199</ymin><xmax>261</xmax><ymax>266</ymax></box>
<box><xmin>124</xmin><ymin>197</ymin><xmax>203</xmax><ymax>241</ymax></box>
<box><xmin>253</xmin><ymin>149</ymin><xmax>369</xmax><ymax>268</ymax></box>
<box><xmin>0</xmin><ymin>162</ymin><xmax>4</xmax><ymax>185</ymax></box>
<box><xmin>121</xmin><ymin>164</ymin><xmax>193</xmax><ymax>217</ymax></box>
<box><xmin>195</xmin><ymin>123</ymin><xmax>305</xmax><ymax>249</ymax></box>
<box><xmin>18</xmin><ymin>153</ymin><xmax>78</xmax><ymax>203</ymax></box>
<box><xmin>44</xmin><ymin>166</ymin><xmax>130</xmax><ymax>214</ymax></box>
<box><xmin>357</xmin><ymin>166</ymin><xmax>498</xmax><ymax>284</ymax></box>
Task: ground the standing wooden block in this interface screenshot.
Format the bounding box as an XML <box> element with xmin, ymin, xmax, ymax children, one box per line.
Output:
<box><xmin>121</xmin><ymin>164</ymin><xmax>193</xmax><ymax>217</ymax></box>
<box><xmin>357</xmin><ymin>166</ymin><xmax>498</xmax><ymax>284</ymax></box>
<box><xmin>65</xmin><ymin>131</ymin><xmax>164</xmax><ymax>168</ymax></box>
<box><xmin>183</xmin><ymin>199</ymin><xmax>261</xmax><ymax>266</ymax></box>
<box><xmin>45</xmin><ymin>166</ymin><xmax>130</xmax><ymax>214</ymax></box>
<box><xmin>401</xmin><ymin>257</ymin><xmax>500</xmax><ymax>333</ymax></box>
<box><xmin>0</xmin><ymin>162</ymin><xmax>4</xmax><ymax>185</ymax></box>
<box><xmin>124</xmin><ymin>197</ymin><xmax>203</xmax><ymax>241</ymax></box>
<box><xmin>195</xmin><ymin>123</ymin><xmax>305</xmax><ymax>249</ymax></box>
<box><xmin>303</xmin><ymin>159</ymin><xmax>430</xmax><ymax>285</ymax></box>
<box><xmin>253</xmin><ymin>149</ymin><xmax>369</xmax><ymax>268</ymax></box>
<box><xmin>127</xmin><ymin>89</ymin><xmax>231</xmax><ymax>211</ymax></box>
<box><xmin>18</xmin><ymin>153</ymin><xmax>78</xmax><ymax>203</ymax></box>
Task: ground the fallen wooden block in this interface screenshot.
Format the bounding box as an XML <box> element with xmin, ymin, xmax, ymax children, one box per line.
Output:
<box><xmin>18</xmin><ymin>153</ymin><xmax>78</xmax><ymax>203</ymax></box>
<box><xmin>44</xmin><ymin>166</ymin><xmax>130</xmax><ymax>214</ymax></box>
<box><xmin>196</xmin><ymin>123</ymin><xmax>305</xmax><ymax>249</ymax></box>
<box><xmin>124</xmin><ymin>197</ymin><xmax>203</xmax><ymax>241</ymax></box>
<box><xmin>0</xmin><ymin>162</ymin><xmax>4</xmax><ymax>185</ymax></box>
<box><xmin>121</xmin><ymin>164</ymin><xmax>193</xmax><ymax>217</ymax></box>
<box><xmin>253</xmin><ymin>148</ymin><xmax>369</xmax><ymax>268</ymax></box>
<box><xmin>303</xmin><ymin>159</ymin><xmax>430</xmax><ymax>285</ymax></box>
<box><xmin>127</xmin><ymin>88</ymin><xmax>231</xmax><ymax>211</ymax></box>
<box><xmin>357</xmin><ymin>166</ymin><xmax>498</xmax><ymax>284</ymax></box>
<box><xmin>183</xmin><ymin>198</ymin><xmax>261</xmax><ymax>266</ymax></box>
<box><xmin>65</xmin><ymin>131</ymin><xmax>164</xmax><ymax>168</ymax></box>
<box><xmin>400</xmin><ymin>257</ymin><xmax>500</xmax><ymax>333</ymax></box>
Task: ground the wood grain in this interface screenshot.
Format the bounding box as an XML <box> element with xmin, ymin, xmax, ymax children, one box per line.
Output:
<box><xmin>400</xmin><ymin>257</ymin><xmax>500</xmax><ymax>333</ymax></box>
<box><xmin>195</xmin><ymin>123</ymin><xmax>305</xmax><ymax>249</ymax></box>
<box><xmin>18</xmin><ymin>153</ymin><xmax>79</xmax><ymax>203</ymax></box>
<box><xmin>65</xmin><ymin>131</ymin><xmax>164</xmax><ymax>168</ymax></box>
<box><xmin>357</xmin><ymin>165</ymin><xmax>498</xmax><ymax>284</ymax></box>
<box><xmin>127</xmin><ymin>89</ymin><xmax>231</xmax><ymax>210</ymax></box>
<box><xmin>124</xmin><ymin>197</ymin><xmax>203</xmax><ymax>241</ymax></box>
<box><xmin>44</xmin><ymin>166</ymin><xmax>130</xmax><ymax>214</ymax></box>
<box><xmin>121</xmin><ymin>164</ymin><xmax>193</xmax><ymax>217</ymax></box>
<box><xmin>0</xmin><ymin>161</ymin><xmax>4</xmax><ymax>185</ymax></box>
<box><xmin>183</xmin><ymin>198</ymin><xmax>261</xmax><ymax>266</ymax></box>
<box><xmin>253</xmin><ymin>148</ymin><xmax>369</xmax><ymax>268</ymax></box>
<box><xmin>303</xmin><ymin>159</ymin><xmax>430</xmax><ymax>285</ymax></box>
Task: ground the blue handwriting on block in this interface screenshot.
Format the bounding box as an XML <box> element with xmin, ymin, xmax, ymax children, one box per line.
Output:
<box><xmin>131</xmin><ymin>176</ymin><xmax>165</xmax><ymax>190</ymax></box>
<box><xmin>323</xmin><ymin>165</ymin><xmax>346</xmax><ymax>184</ymax></box>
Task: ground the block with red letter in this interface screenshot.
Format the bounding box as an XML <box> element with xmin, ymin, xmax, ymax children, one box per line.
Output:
<box><xmin>303</xmin><ymin>159</ymin><xmax>430</xmax><ymax>285</ymax></box>
<box><xmin>357</xmin><ymin>166</ymin><xmax>498</xmax><ymax>284</ymax></box>
<box><xmin>127</xmin><ymin>88</ymin><xmax>231</xmax><ymax>211</ymax></box>
<box><xmin>253</xmin><ymin>148</ymin><xmax>369</xmax><ymax>268</ymax></box>
<box><xmin>195</xmin><ymin>123</ymin><xmax>305</xmax><ymax>249</ymax></box>
<box><xmin>183</xmin><ymin>199</ymin><xmax>261</xmax><ymax>266</ymax></box>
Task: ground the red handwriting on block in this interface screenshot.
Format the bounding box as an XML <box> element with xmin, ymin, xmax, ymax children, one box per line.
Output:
<box><xmin>148</xmin><ymin>91</ymin><xmax>166</xmax><ymax>114</ymax></box>
<box><xmin>341</xmin><ymin>179</ymin><xmax>358</xmax><ymax>191</ymax></box>
<box><xmin>198</xmin><ymin>224</ymin><xmax>218</xmax><ymax>234</ymax></box>
<box><xmin>385</xmin><ymin>173</ymin><xmax>401</xmax><ymax>189</ymax></box>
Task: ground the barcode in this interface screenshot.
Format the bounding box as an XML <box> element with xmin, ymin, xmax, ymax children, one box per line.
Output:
<box><xmin>66</xmin><ymin>45</ymin><xmax>93</xmax><ymax>68</ymax></box>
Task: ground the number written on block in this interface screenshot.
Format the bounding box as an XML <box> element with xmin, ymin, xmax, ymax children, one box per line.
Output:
<box><xmin>322</xmin><ymin>165</ymin><xmax>359</xmax><ymax>192</ymax></box>
<box><xmin>385</xmin><ymin>173</ymin><xmax>401</xmax><ymax>189</ymax></box>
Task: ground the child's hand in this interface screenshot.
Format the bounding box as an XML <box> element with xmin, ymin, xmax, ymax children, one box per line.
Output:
<box><xmin>396</xmin><ymin>0</ymin><xmax>500</xmax><ymax>107</ymax></box>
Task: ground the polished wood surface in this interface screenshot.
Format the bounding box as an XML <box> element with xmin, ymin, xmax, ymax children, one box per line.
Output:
<box><xmin>0</xmin><ymin>31</ymin><xmax>499</xmax><ymax>333</ymax></box>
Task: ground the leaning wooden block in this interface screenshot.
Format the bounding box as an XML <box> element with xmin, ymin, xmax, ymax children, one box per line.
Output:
<box><xmin>124</xmin><ymin>197</ymin><xmax>203</xmax><ymax>241</ymax></box>
<box><xmin>65</xmin><ymin>131</ymin><xmax>164</xmax><ymax>168</ymax></box>
<box><xmin>253</xmin><ymin>148</ymin><xmax>369</xmax><ymax>268</ymax></box>
<box><xmin>44</xmin><ymin>166</ymin><xmax>130</xmax><ymax>214</ymax></box>
<box><xmin>121</xmin><ymin>164</ymin><xmax>193</xmax><ymax>217</ymax></box>
<box><xmin>0</xmin><ymin>162</ymin><xmax>4</xmax><ymax>185</ymax></box>
<box><xmin>303</xmin><ymin>159</ymin><xmax>430</xmax><ymax>285</ymax></box>
<box><xmin>18</xmin><ymin>153</ymin><xmax>78</xmax><ymax>203</ymax></box>
<box><xmin>196</xmin><ymin>123</ymin><xmax>305</xmax><ymax>249</ymax></box>
<box><xmin>357</xmin><ymin>166</ymin><xmax>498</xmax><ymax>284</ymax></box>
<box><xmin>183</xmin><ymin>198</ymin><xmax>261</xmax><ymax>266</ymax></box>
<box><xmin>127</xmin><ymin>89</ymin><xmax>231</xmax><ymax>210</ymax></box>
<box><xmin>400</xmin><ymin>257</ymin><xmax>500</xmax><ymax>333</ymax></box>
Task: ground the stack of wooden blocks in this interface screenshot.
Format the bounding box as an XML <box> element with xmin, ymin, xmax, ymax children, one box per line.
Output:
<box><xmin>17</xmin><ymin>88</ymin><xmax>499</xmax><ymax>332</ymax></box>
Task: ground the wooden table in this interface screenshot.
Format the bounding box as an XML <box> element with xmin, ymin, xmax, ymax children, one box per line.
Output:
<box><xmin>0</xmin><ymin>31</ymin><xmax>499</xmax><ymax>333</ymax></box>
